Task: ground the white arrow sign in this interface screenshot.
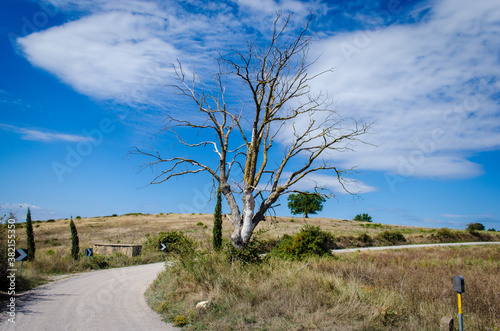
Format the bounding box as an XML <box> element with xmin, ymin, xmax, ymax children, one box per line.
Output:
<box><xmin>160</xmin><ymin>243</ymin><xmax>167</xmax><ymax>251</ymax></box>
<box><xmin>15</xmin><ymin>249</ymin><xmax>28</xmax><ymax>261</ymax></box>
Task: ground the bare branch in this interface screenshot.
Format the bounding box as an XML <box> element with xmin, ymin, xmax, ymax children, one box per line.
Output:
<box><xmin>132</xmin><ymin>13</ymin><xmax>370</xmax><ymax>249</ymax></box>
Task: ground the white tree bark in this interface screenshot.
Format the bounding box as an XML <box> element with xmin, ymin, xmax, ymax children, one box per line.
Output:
<box><xmin>131</xmin><ymin>14</ymin><xmax>370</xmax><ymax>249</ymax></box>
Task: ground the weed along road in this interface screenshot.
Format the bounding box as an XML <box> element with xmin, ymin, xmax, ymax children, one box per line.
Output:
<box><xmin>0</xmin><ymin>262</ymin><xmax>177</xmax><ymax>331</ymax></box>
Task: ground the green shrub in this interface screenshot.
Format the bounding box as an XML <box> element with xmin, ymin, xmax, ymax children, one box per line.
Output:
<box><xmin>45</xmin><ymin>249</ymin><xmax>55</xmax><ymax>255</ymax></box>
<box><xmin>270</xmin><ymin>225</ymin><xmax>335</xmax><ymax>260</ymax></box>
<box><xmin>85</xmin><ymin>255</ymin><xmax>109</xmax><ymax>269</ymax></box>
<box><xmin>358</xmin><ymin>233</ymin><xmax>373</xmax><ymax>245</ymax></box>
<box><xmin>75</xmin><ymin>216</ymin><xmax>81</xmax><ymax>219</ymax></box>
<box><xmin>488</xmin><ymin>228</ymin><xmax>497</xmax><ymax>232</ymax></box>
<box><xmin>44</xmin><ymin>238</ymin><xmax>61</xmax><ymax>246</ymax></box>
<box><xmin>196</xmin><ymin>222</ymin><xmax>204</xmax><ymax>226</ymax></box>
<box><xmin>435</xmin><ymin>228</ymin><xmax>459</xmax><ymax>242</ymax></box>
<box><xmin>354</xmin><ymin>213</ymin><xmax>373</xmax><ymax>222</ymax></box>
<box><xmin>224</xmin><ymin>240</ymin><xmax>262</xmax><ymax>264</ymax></box>
<box><xmin>467</xmin><ymin>222</ymin><xmax>485</xmax><ymax>233</ymax></box>
<box><xmin>47</xmin><ymin>219</ymin><xmax>56</xmax><ymax>223</ymax></box>
<box><xmin>145</xmin><ymin>231</ymin><xmax>195</xmax><ymax>255</ymax></box>
<box><xmin>173</xmin><ymin>315</ymin><xmax>187</xmax><ymax>327</ymax></box>
<box><xmin>376</xmin><ymin>231</ymin><xmax>406</xmax><ymax>245</ymax></box>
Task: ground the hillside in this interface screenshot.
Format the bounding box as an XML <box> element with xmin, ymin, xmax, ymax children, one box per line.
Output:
<box><xmin>16</xmin><ymin>213</ymin><xmax>500</xmax><ymax>253</ymax></box>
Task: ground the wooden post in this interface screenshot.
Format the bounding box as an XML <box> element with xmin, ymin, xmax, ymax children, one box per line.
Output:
<box><xmin>440</xmin><ymin>316</ymin><xmax>454</xmax><ymax>331</ymax></box>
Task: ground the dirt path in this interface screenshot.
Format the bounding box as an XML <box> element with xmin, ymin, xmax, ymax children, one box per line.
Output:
<box><xmin>331</xmin><ymin>241</ymin><xmax>500</xmax><ymax>254</ymax></box>
<box><xmin>0</xmin><ymin>262</ymin><xmax>177</xmax><ymax>331</ymax></box>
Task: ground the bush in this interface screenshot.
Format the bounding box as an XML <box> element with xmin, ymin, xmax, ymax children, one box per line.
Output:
<box><xmin>467</xmin><ymin>223</ymin><xmax>485</xmax><ymax>233</ymax></box>
<box><xmin>354</xmin><ymin>213</ymin><xmax>373</xmax><ymax>222</ymax></box>
<box><xmin>84</xmin><ymin>254</ymin><xmax>109</xmax><ymax>269</ymax></box>
<box><xmin>357</xmin><ymin>233</ymin><xmax>373</xmax><ymax>245</ymax></box>
<box><xmin>435</xmin><ymin>228</ymin><xmax>460</xmax><ymax>242</ymax></box>
<box><xmin>376</xmin><ymin>231</ymin><xmax>406</xmax><ymax>245</ymax></box>
<box><xmin>487</xmin><ymin>228</ymin><xmax>497</xmax><ymax>232</ymax></box>
<box><xmin>224</xmin><ymin>240</ymin><xmax>263</xmax><ymax>264</ymax></box>
<box><xmin>145</xmin><ymin>231</ymin><xmax>195</xmax><ymax>255</ymax></box>
<box><xmin>270</xmin><ymin>225</ymin><xmax>335</xmax><ymax>260</ymax></box>
<box><xmin>44</xmin><ymin>238</ymin><xmax>61</xmax><ymax>246</ymax></box>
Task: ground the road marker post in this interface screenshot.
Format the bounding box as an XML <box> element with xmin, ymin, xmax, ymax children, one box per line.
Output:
<box><xmin>453</xmin><ymin>275</ymin><xmax>465</xmax><ymax>331</ymax></box>
<box><xmin>85</xmin><ymin>248</ymin><xmax>93</xmax><ymax>262</ymax></box>
<box><xmin>15</xmin><ymin>249</ymin><xmax>29</xmax><ymax>272</ymax></box>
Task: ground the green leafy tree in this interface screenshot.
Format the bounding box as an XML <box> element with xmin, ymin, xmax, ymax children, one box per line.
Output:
<box><xmin>213</xmin><ymin>187</ymin><xmax>223</xmax><ymax>251</ymax></box>
<box><xmin>354</xmin><ymin>213</ymin><xmax>373</xmax><ymax>222</ymax></box>
<box><xmin>466</xmin><ymin>222</ymin><xmax>485</xmax><ymax>233</ymax></box>
<box><xmin>26</xmin><ymin>208</ymin><xmax>36</xmax><ymax>261</ymax></box>
<box><xmin>287</xmin><ymin>192</ymin><xmax>327</xmax><ymax>218</ymax></box>
<box><xmin>70</xmin><ymin>219</ymin><xmax>79</xmax><ymax>261</ymax></box>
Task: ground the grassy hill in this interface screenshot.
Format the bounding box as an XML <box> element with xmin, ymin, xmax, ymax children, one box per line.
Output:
<box><xmin>5</xmin><ymin>213</ymin><xmax>500</xmax><ymax>330</ymax></box>
<box><xmin>16</xmin><ymin>212</ymin><xmax>500</xmax><ymax>254</ymax></box>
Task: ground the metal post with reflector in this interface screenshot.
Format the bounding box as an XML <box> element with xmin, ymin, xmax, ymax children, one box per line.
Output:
<box><xmin>453</xmin><ymin>275</ymin><xmax>465</xmax><ymax>331</ymax></box>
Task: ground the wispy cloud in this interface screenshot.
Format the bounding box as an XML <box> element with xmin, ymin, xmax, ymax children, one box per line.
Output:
<box><xmin>16</xmin><ymin>0</ymin><xmax>500</xmax><ymax>181</ymax></box>
<box><xmin>441</xmin><ymin>214</ymin><xmax>493</xmax><ymax>219</ymax></box>
<box><xmin>307</xmin><ymin>0</ymin><xmax>500</xmax><ymax>179</ymax></box>
<box><xmin>280</xmin><ymin>172</ymin><xmax>377</xmax><ymax>195</ymax></box>
<box><xmin>0</xmin><ymin>123</ymin><xmax>93</xmax><ymax>142</ymax></box>
<box><xmin>0</xmin><ymin>203</ymin><xmax>56</xmax><ymax>221</ymax></box>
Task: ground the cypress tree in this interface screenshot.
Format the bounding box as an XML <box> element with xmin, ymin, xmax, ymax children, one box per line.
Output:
<box><xmin>26</xmin><ymin>208</ymin><xmax>36</xmax><ymax>261</ymax></box>
<box><xmin>212</xmin><ymin>187</ymin><xmax>223</xmax><ymax>251</ymax></box>
<box><xmin>70</xmin><ymin>219</ymin><xmax>79</xmax><ymax>261</ymax></box>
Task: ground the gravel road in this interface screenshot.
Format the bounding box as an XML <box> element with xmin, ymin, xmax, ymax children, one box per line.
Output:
<box><xmin>331</xmin><ymin>241</ymin><xmax>500</xmax><ymax>253</ymax></box>
<box><xmin>0</xmin><ymin>262</ymin><xmax>177</xmax><ymax>331</ymax></box>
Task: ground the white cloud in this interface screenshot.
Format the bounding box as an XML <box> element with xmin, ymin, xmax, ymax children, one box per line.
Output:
<box><xmin>307</xmin><ymin>0</ymin><xmax>500</xmax><ymax>179</ymax></box>
<box><xmin>281</xmin><ymin>172</ymin><xmax>376</xmax><ymax>195</ymax></box>
<box><xmin>441</xmin><ymin>214</ymin><xmax>492</xmax><ymax>219</ymax></box>
<box><xmin>0</xmin><ymin>203</ymin><xmax>56</xmax><ymax>221</ymax></box>
<box><xmin>18</xmin><ymin>11</ymin><xmax>177</xmax><ymax>103</ymax></box>
<box><xmin>16</xmin><ymin>0</ymin><xmax>500</xmax><ymax>181</ymax></box>
<box><xmin>0</xmin><ymin>123</ymin><xmax>93</xmax><ymax>142</ymax></box>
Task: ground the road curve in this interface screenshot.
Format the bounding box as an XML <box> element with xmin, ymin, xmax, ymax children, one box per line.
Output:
<box><xmin>331</xmin><ymin>241</ymin><xmax>500</xmax><ymax>254</ymax></box>
<box><xmin>1</xmin><ymin>262</ymin><xmax>177</xmax><ymax>331</ymax></box>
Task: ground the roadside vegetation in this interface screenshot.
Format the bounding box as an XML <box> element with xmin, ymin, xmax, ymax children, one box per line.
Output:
<box><xmin>147</xmin><ymin>238</ymin><xmax>500</xmax><ymax>330</ymax></box>
<box><xmin>2</xmin><ymin>212</ymin><xmax>499</xmax><ymax>326</ymax></box>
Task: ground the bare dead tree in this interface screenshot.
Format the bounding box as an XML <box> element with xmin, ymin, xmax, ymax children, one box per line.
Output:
<box><xmin>131</xmin><ymin>14</ymin><xmax>369</xmax><ymax>249</ymax></box>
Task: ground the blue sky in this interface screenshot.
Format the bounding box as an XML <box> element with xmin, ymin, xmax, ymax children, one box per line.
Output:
<box><xmin>1</xmin><ymin>0</ymin><xmax>499</xmax><ymax>230</ymax></box>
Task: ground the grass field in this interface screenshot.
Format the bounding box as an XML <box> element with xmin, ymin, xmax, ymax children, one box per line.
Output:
<box><xmin>4</xmin><ymin>213</ymin><xmax>500</xmax><ymax>329</ymax></box>
<box><xmin>13</xmin><ymin>212</ymin><xmax>500</xmax><ymax>253</ymax></box>
<box><xmin>147</xmin><ymin>245</ymin><xmax>500</xmax><ymax>330</ymax></box>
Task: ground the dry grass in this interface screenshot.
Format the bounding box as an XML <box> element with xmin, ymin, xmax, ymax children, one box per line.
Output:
<box><xmin>147</xmin><ymin>245</ymin><xmax>500</xmax><ymax>330</ymax></box>
<box><xmin>16</xmin><ymin>214</ymin><xmax>500</xmax><ymax>254</ymax></box>
<box><xmin>8</xmin><ymin>213</ymin><xmax>500</xmax><ymax>328</ymax></box>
